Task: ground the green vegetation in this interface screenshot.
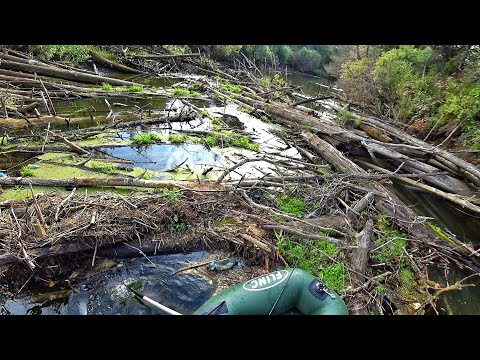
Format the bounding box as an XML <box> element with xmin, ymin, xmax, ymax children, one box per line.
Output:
<box><xmin>276</xmin><ymin>230</ymin><xmax>345</xmax><ymax>293</ymax></box>
<box><xmin>239</xmin><ymin>45</ymin><xmax>333</xmax><ymax>77</ymax></box>
<box><xmin>371</xmin><ymin>216</ymin><xmax>406</xmax><ymax>267</ymax></box>
<box><xmin>168</xmin><ymin>213</ymin><xmax>189</xmax><ymax>234</ymax></box>
<box><xmin>201</xmin><ymin>110</ymin><xmax>209</xmax><ymax>117</ymax></box>
<box><xmin>260</xmin><ymin>115</ymin><xmax>271</xmax><ymax>123</ymax></box>
<box><xmin>427</xmin><ymin>222</ymin><xmax>457</xmax><ymax>246</ymax></box>
<box><xmin>87</xmin><ymin>161</ymin><xmax>117</xmax><ymax>175</ymax></box>
<box><xmin>164</xmin><ymin>45</ymin><xmax>190</xmax><ymax>54</ymax></box>
<box><xmin>101</xmin><ymin>82</ymin><xmax>113</xmax><ymax>91</ymax></box>
<box><xmin>239</xmin><ymin>107</ymin><xmax>252</xmax><ymax>113</ymax></box>
<box><xmin>336</xmin><ymin>108</ymin><xmax>353</xmax><ymax>125</ymax></box>
<box><xmin>398</xmin><ymin>268</ymin><xmax>416</xmax><ymax>298</ymax></box>
<box><xmin>132</xmin><ymin>133</ymin><xmax>163</xmax><ymax>145</ymax></box>
<box><xmin>339</xmin><ymin>45</ymin><xmax>480</xmax><ymax>149</ymax></box>
<box><xmin>155</xmin><ymin>187</ymin><xmax>182</xmax><ymax>202</ymax></box>
<box><xmin>126</xmin><ymin>84</ymin><xmax>144</xmax><ymax>93</ymax></box>
<box><xmin>221</xmin><ymin>81</ymin><xmax>242</xmax><ymax>94</ymax></box>
<box><xmin>34</xmin><ymin>45</ymin><xmax>93</xmax><ymax>66</ymax></box>
<box><xmin>173</xmin><ymin>88</ymin><xmax>199</xmax><ymax>97</ymax></box>
<box><xmin>197</xmin><ymin>133</ymin><xmax>259</xmax><ymax>151</ymax></box>
<box><xmin>20</xmin><ymin>166</ymin><xmax>34</xmax><ymax>177</ymax></box>
<box><xmin>276</xmin><ymin>196</ymin><xmax>305</xmax><ymax>218</ymax></box>
<box><xmin>168</xmin><ymin>134</ymin><xmax>187</xmax><ymax>144</ymax></box>
<box><xmin>211</xmin><ymin>117</ymin><xmax>220</xmax><ymax>126</ymax></box>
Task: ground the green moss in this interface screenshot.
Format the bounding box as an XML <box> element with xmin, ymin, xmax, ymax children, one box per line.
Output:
<box><xmin>201</xmin><ymin>110</ymin><xmax>209</xmax><ymax>117</ymax></box>
<box><xmin>168</xmin><ymin>134</ymin><xmax>187</xmax><ymax>144</ymax></box>
<box><xmin>276</xmin><ymin>196</ymin><xmax>305</xmax><ymax>218</ymax></box>
<box><xmin>132</xmin><ymin>133</ymin><xmax>163</xmax><ymax>145</ymax></box>
<box><xmin>239</xmin><ymin>107</ymin><xmax>252</xmax><ymax>114</ymax></box>
<box><xmin>20</xmin><ymin>166</ymin><xmax>34</xmax><ymax>177</ymax></box>
<box><xmin>38</xmin><ymin>153</ymin><xmax>73</xmax><ymax>162</ymax></box>
<box><xmin>211</xmin><ymin>117</ymin><xmax>220</xmax><ymax>126</ymax></box>
<box><xmin>398</xmin><ymin>268</ymin><xmax>416</xmax><ymax>297</ymax></box>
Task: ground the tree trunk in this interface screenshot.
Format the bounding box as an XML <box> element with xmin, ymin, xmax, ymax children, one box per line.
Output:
<box><xmin>89</xmin><ymin>51</ymin><xmax>146</xmax><ymax>74</ymax></box>
<box><xmin>0</xmin><ymin>59</ymin><xmax>136</xmax><ymax>86</ymax></box>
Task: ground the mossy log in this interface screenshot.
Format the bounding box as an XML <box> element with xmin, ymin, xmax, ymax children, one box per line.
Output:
<box><xmin>89</xmin><ymin>51</ymin><xmax>146</xmax><ymax>74</ymax></box>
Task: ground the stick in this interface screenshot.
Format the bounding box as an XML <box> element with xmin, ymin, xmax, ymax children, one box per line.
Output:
<box><xmin>54</xmin><ymin>187</ymin><xmax>76</xmax><ymax>222</ymax></box>
<box><xmin>216</xmin><ymin>156</ymin><xmax>265</xmax><ymax>183</ymax></box>
<box><xmin>39</xmin><ymin>79</ymin><xmax>56</xmax><ymax>116</ymax></box>
<box><xmin>170</xmin><ymin>257</ymin><xmax>230</xmax><ymax>276</ymax></box>
<box><xmin>46</xmin><ymin>129</ymin><xmax>91</xmax><ymax>155</ymax></box>
<box><xmin>240</xmin><ymin>234</ymin><xmax>271</xmax><ymax>252</ymax></box>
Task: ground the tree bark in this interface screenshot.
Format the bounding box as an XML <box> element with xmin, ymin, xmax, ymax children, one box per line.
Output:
<box><xmin>89</xmin><ymin>51</ymin><xmax>146</xmax><ymax>74</ymax></box>
<box><xmin>0</xmin><ymin>59</ymin><xmax>137</xmax><ymax>86</ymax></box>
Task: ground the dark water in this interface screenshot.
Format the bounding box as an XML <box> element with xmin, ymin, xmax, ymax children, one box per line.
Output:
<box><xmin>101</xmin><ymin>144</ymin><xmax>223</xmax><ymax>173</ymax></box>
<box><xmin>286</xmin><ymin>73</ymin><xmax>331</xmax><ymax>97</ymax></box>
<box><xmin>55</xmin><ymin>96</ymin><xmax>168</xmax><ymax>118</ymax></box>
<box><xmin>0</xmin><ymin>251</ymin><xmax>216</xmax><ymax>315</ymax></box>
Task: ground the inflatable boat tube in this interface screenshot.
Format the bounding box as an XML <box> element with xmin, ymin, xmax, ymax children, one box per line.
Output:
<box><xmin>194</xmin><ymin>268</ymin><xmax>348</xmax><ymax>315</ymax></box>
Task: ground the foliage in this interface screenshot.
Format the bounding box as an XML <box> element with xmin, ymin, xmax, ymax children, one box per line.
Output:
<box><xmin>35</xmin><ymin>45</ymin><xmax>93</xmax><ymax>66</ymax></box>
<box><xmin>168</xmin><ymin>134</ymin><xmax>187</xmax><ymax>143</ymax></box>
<box><xmin>126</xmin><ymin>84</ymin><xmax>144</xmax><ymax>93</ymax></box>
<box><xmin>20</xmin><ymin>166</ymin><xmax>34</xmax><ymax>177</ymax></box>
<box><xmin>101</xmin><ymin>82</ymin><xmax>113</xmax><ymax>91</ymax></box>
<box><xmin>168</xmin><ymin>213</ymin><xmax>189</xmax><ymax>233</ymax></box>
<box><xmin>275</xmin><ymin>230</ymin><xmax>345</xmax><ymax>293</ymax></box>
<box><xmin>132</xmin><ymin>133</ymin><xmax>163</xmax><ymax>145</ymax></box>
<box><xmin>197</xmin><ymin>133</ymin><xmax>259</xmax><ymax>151</ymax></box>
<box><xmin>221</xmin><ymin>81</ymin><xmax>242</xmax><ymax>94</ymax></box>
<box><xmin>173</xmin><ymin>88</ymin><xmax>199</xmax><ymax>97</ymax></box>
<box><xmin>339</xmin><ymin>45</ymin><xmax>480</xmax><ymax>144</ymax></box>
<box><xmin>276</xmin><ymin>196</ymin><xmax>305</xmax><ymax>218</ymax></box>
<box><xmin>88</xmin><ymin>161</ymin><xmax>116</xmax><ymax>175</ymax></box>
<box><xmin>164</xmin><ymin>45</ymin><xmax>190</xmax><ymax>54</ymax></box>
<box><xmin>155</xmin><ymin>187</ymin><xmax>181</xmax><ymax>202</ymax></box>
<box><xmin>371</xmin><ymin>216</ymin><xmax>406</xmax><ymax>267</ymax></box>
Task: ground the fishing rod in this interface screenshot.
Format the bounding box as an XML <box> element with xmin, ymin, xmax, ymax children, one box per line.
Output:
<box><xmin>124</xmin><ymin>284</ymin><xmax>183</xmax><ymax>315</ymax></box>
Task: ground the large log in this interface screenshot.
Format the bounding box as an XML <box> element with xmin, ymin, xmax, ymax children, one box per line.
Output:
<box><xmin>129</xmin><ymin>53</ymin><xmax>201</xmax><ymax>60</ymax></box>
<box><xmin>324</xmin><ymin>101</ymin><xmax>480</xmax><ymax>187</ymax></box>
<box><xmin>0</xmin><ymin>59</ymin><xmax>137</xmax><ymax>86</ymax></box>
<box><xmin>300</xmin><ymin>132</ymin><xmax>480</xmax><ymax>272</ymax></box>
<box><xmin>89</xmin><ymin>51</ymin><xmax>146</xmax><ymax>74</ymax></box>
<box><xmin>0</xmin><ymin>176</ymin><xmax>177</xmax><ymax>190</ymax></box>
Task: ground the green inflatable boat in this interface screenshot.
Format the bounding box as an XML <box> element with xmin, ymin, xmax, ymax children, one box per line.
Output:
<box><xmin>194</xmin><ymin>268</ymin><xmax>348</xmax><ymax>315</ymax></box>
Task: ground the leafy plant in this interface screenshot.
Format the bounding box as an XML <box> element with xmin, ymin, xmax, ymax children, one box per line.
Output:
<box><xmin>155</xmin><ymin>187</ymin><xmax>182</xmax><ymax>202</ymax></box>
<box><xmin>132</xmin><ymin>133</ymin><xmax>163</xmax><ymax>145</ymax></box>
<box><xmin>101</xmin><ymin>82</ymin><xmax>113</xmax><ymax>91</ymax></box>
<box><xmin>276</xmin><ymin>196</ymin><xmax>305</xmax><ymax>218</ymax></box>
<box><xmin>20</xmin><ymin>166</ymin><xmax>34</xmax><ymax>177</ymax></box>
<box><xmin>168</xmin><ymin>134</ymin><xmax>187</xmax><ymax>144</ymax></box>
